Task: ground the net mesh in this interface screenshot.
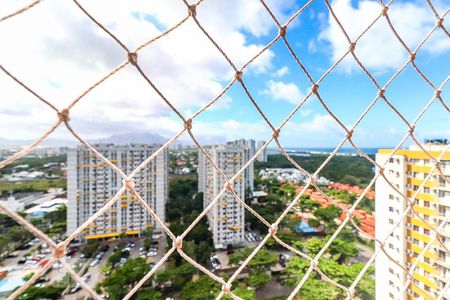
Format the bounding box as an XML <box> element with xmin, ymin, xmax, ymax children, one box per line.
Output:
<box><xmin>0</xmin><ymin>0</ymin><xmax>449</xmax><ymax>299</ymax></box>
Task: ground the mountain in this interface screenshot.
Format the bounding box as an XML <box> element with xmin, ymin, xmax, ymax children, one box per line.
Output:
<box><xmin>0</xmin><ymin>137</ymin><xmax>76</xmax><ymax>147</ymax></box>
<box><xmin>0</xmin><ymin>132</ymin><xmax>228</xmax><ymax>148</ymax></box>
<box><xmin>90</xmin><ymin>132</ymin><xmax>167</xmax><ymax>145</ymax></box>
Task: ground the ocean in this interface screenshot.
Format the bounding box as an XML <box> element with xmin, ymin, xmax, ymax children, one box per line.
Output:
<box><xmin>267</xmin><ymin>147</ymin><xmax>385</xmax><ymax>156</ymax></box>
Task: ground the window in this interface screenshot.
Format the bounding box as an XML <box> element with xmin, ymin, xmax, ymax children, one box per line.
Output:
<box><xmin>389</xmin><ymin>219</ymin><xmax>394</xmax><ymax>224</ymax></box>
<box><xmin>389</xmin><ymin>206</ymin><xmax>394</xmax><ymax>212</ymax></box>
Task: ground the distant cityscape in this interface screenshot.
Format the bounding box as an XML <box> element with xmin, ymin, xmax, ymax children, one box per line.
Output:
<box><xmin>0</xmin><ymin>139</ymin><xmax>448</xmax><ymax>300</ymax></box>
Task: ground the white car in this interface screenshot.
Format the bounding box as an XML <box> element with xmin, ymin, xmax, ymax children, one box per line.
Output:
<box><xmin>89</xmin><ymin>259</ymin><xmax>99</xmax><ymax>267</ymax></box>
<box><xmin>52</xmin><ymin>262</ymin><xmax>61</xmax><ymax>269</ymax></box>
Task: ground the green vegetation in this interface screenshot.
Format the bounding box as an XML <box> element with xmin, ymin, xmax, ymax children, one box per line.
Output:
<box><xmin>325</xmin><ymin>189</ymin><xmax>374</xmax><ymax>212</ymax></box>
<box><xmin>100</xmin><ymin>257</ymin><xmax>158</xmax><ymax>300</ymax></box>
<box><xmin>0</xmin><ymin>213</ymin><xmax>33</xmax><ymax>254</ymax></box>
<box><xmin>0</xmin><ymin>179</ymin><xmax>66</xmax><ymax>196</ymax></box>
<box><xmin>1</xmin><ymin>204</ymin><xmax>67</xmax><ymax>255</ymax></box>
<box><xmin>229</xmin><ymin>247</ymin><xmax>278</xmax><ymax>289</ymax></box>
<box><xmin>0</xmin><ymin>155</ymin><xmax>66</xmax><ymax>176</ymax></box>
<box><xmin>16</xmin><ymin>285</ymin><xmax>65</xmax><ymax>300</ymax></box>
<box><xmin>80</xmin><ymin>239</ymin><xmax>100</xmax><ymax>258</ymax></box>
<box><xmin>30</xmin><ymin>205</ymin><xmax>67</xmax><ymax>236</ymax></box>
<box><xmin>285</xmin><ymin>257</ymin><xmax>374</xmax><ymax>299</ymax></box>
<box><xmin>167</xmin><ymin>177</ymin><xmax>213</xmax><ymax>265</ymax></box>
<box><xmin>256</xmin><ymin>154</ymin><xmax>374</xmax><ymax>186</ymax></box>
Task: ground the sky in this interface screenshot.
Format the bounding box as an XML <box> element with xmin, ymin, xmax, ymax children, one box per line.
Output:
<box><xmin>0</xmin><ymin>0</ymin><xmax>449</xmax><ymax>148</ymax></box>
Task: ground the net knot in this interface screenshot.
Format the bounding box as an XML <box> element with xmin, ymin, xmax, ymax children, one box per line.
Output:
<box><xmin>311</xmin><ymin>258</ymin><xmax>319</xmax><ymax>269</ymax></box>
<box><xmin>435</xmin><ymin>89</ymin><xmax>441</xmax><ymax>98</ymax></box>
<box><xmin>377</xmin><ymin>89</ymin><xmax>385</xmax><ymax>98</ymax></box>
<box><xmin>57</xmin><ymin>109</ymin><xmax>70</xmax><ymax>122</ymax></box>
<box><xmin>173</xmin><ymin>236</ymin><xmax>183</xmax><ymax>249</ymax></box>
<box><xmin>378</xmin><ymin>167</ymin><xmax>384</xmax><ymax>175</ymax></box>
<box><xmin>272</xmin><ymin>128</ymin><xmax>280</xmax><ymax>139</ymax></box>
<box><xmin>268</xmin><ymin>224</ymin><xmax>278</xmax><ymax>235</ymax></box>
<box><xmin>235</xmin><ymin>71</ymin><xmax>243</xmax><ymax>82</ymax></box>
<box><xmin>345</xmin><ymin>130</ymin><xmax>353</xmax><ymax>139</ymax></box>
<box><xmin>436</xmin><ymin>18</ymin><xmax>444</xmax><ymax>27</ymax></box>
<box><xmin>222</xmin><ymin>283</ymin><xmax>232</xmax><ymax>295</ymax></box>
<box><xmin>408</xmin><ymin>125</ymin><xmax>415</xmax><ymax>134</ymax></box>
<box><xmin>381</xmin><ymin>6</ymin><xmax>389</xmax><ymax>16</ymax></box>
<box><xmin>128</xmin><ymin>52</ymin><xmax>138</xmax><ymax>66</ymax></box>
<box><xmin>123</xmin><ymin>178</ymin><xmax>135</xmax><ymax>190</ymax></box>
<box><xmin>348</xmin><ymin>287</ymin><xmax>356</xmax><ymax>299</ymax></box>
<box><xmin>225</xmin><ymin>181</ymin><xmax>234</xmax><ymax>192</ymax></box>
<box><xmin>184</xmin><ymin>119</ymin><xmax>192</xmax><ymax>130</ymax></box>
<box><xmin>53</xmin><ymin>244</ymin><xmax>66</xmax><ymax>259</ymax></box>
<box><xmin>279</xmin><ymin>26</ymin><xmax>287</xmax><ymax>37</ymax></box>
<box><xmin>311</xmin><ymin>84</ymin><xmax>319</xmax><ymax>93</ymax></box>
<box><xmin>347</xmin><ymin>207</ymin><xmax>355</xmax><ymax>219</ymax></box>
<box><xmin>188</xmin><ymin>5</ymin><xmax>197</xmax><ymax>17</ymax></box>
<box><xmin>309</xmin><ymin>175</ymin><xmax>317</xmax><ymax>185</ymax></box>
<box><xmin>409</xmin><ymin>52</ymin><xmax>416</xmax><ymax>61</ymax></box>
<box><xmin>349</xmin><ymin>42</ymin><xmax>356</xmax><ymax>51</ymax></box>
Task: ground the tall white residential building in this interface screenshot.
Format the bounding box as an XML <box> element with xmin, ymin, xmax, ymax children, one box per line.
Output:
<box><xmin>375</xmin><ymin>141</ymin><xmax>450</xmax><ymax>300</ymax></box>
<box><xmin>256</xmin><ymin>140</ymin><xmax>268</xmax><ymax>162</ymax></box>
<box><xmin>227</xmin><ymin>139</ymin><xmax>255</xmax><ymax>195</ymax></box>
<box><xmin>67</xmin><ymin>144</ymin><xmax>168</xmax><ymax>240</ymax></box>
<box><xmin>199</xmin><ymin>142</ymin><xmax>253</xmax><ymax>249</ymax></box>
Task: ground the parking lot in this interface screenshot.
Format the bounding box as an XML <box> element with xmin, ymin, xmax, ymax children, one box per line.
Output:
<box><xmin>72</xmin><ymin>233</ymin><xmax>167</xmax><ymax>299</ymax></box>
<box><xmin>0</xmin><ymin>233</ymin><xmax>168</xmax><ymax>299</ymax></box>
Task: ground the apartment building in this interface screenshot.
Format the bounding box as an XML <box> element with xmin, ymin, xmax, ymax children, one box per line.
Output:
<box><xmin>67</xmin><ymin>144</ymin><xmax>168</xmax><ymax>240</ymax></box>
<box><xmin>256</xmin><ymin>140</ymin><xmax>268</xmax><ymax>162</ymax></box>
<box><xmin>198</xmin><ymin>140</ymin><xmax>254</xmax><ymax>249</ymax></box>
<box><xmin>227</xmin><ymin>139</ymin><xmax>255</xmax><ymax>194</ymax></box>
<box><xmin>375</xmin><ymin>141</ymin><xmax>450</xmax><ymax>300</ymax></box>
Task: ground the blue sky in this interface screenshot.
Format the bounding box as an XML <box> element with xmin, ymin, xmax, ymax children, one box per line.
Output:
<box><xmin>0</xmin><ymin>0</ymin><xmax>449</xmax><ymax>147</ymax></box>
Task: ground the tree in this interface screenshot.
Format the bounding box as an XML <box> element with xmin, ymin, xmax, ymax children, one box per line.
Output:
<box><xmin>228</xmin><ymin>247</ymin><xmax>278</xmax><ymax>268</ymax></box>
<box><xmin>101</xmin><ymin>257</ymin><xmax>150</xmax><ymax>299</ymax></box>
<box><xmin>298</xmin><ymin>278</ymin><xmax>340</xmax><ymax>300</ymax></box>
<box><xmin>303</xmin><ymin>237</ymin><xmax>325</xmax><ymax>256</ymax></box>
<box><xmin>224</xmin><ymin>286</ymin><xmax>255</xmax><ymax>300</ymax></box>
<box><xmin>180</xmin><ymin>275</ymin><xmax>220</xmax><ymax>300</ymax></box>
<box><xmin>247</xmin><ymin>269</ymin><xmax>270</xmax><ymax>288</ymax></box>
<box><xmin>307</xmin><ymin>218</ymin><xmax>320</xmax><ymax>228</ymax></box>
<box><xmin>328</xmin><ymin>238</ymin><xmax>358</xmax><ymax>263</ymax></box>
<box><xmin>23</xmin><ymin>272</ymin><xmax>35</xmax><ymax>282</ymax></box>
<box><xmin>143</xmin><ymin>238</ymin><xmax>153</xmax><ymax>251</ymax></box>
<box><xmin>135</xmin><ymin>289</ymin><xmax>161</xmax><ymax>300</ymax></box>
<box><xmin>80</xmin><ymin>239</ymin><xmax>100</xmax><ymax>258</ymax></box>
<box><xmin>17</xmin><ymin>286</ymin><xmax>64</xmax><ymax>300</ymax></box>
<box><xmin>313</xmin><ymin>205</ymin><xmax>342</xmax><ymax>226</ymax></box>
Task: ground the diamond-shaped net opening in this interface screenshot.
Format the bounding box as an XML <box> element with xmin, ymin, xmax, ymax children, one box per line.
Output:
<box><xmin>0</xmin><ymin>0</ymin><xmax>449</xmax><ymax>299</ymax></box>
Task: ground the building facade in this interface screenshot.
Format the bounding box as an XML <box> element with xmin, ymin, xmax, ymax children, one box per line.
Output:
<box><xmin>375</xmin><ymin>142</ymin><xmax>450</xmax><ymax>300</ymax></box>
<box><xmin>67</xmin><ymin>144</ymin><xmax>168</xmax><ymax>240</ymax></box>
<box><xmin>199</xmin><ymin>141</ymin><xmax>254</xmax><ymax>249</ymax></box>
<box><xmin>256</xmin><ymin>140</ymin><xmax>268</xmax><ymax>162</ymax></box>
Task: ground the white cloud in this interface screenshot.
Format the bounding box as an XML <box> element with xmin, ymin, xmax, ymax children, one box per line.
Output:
<box><xmin>262</xmin><ymin>80</ymin><xmax>305</xmax><ymax>105</ymax></box>
<box><xmin>318</xmin><ymin>0</ymin><xmax>450</xmax><ymax>72</ymax></box>
<box><xmin>273</xmin><ymin>66</ymin><xmax>290</xmax><ymax>77</ymax></box>
<box><xmin>0</xmin><ymin>0</ymin><xmax>294</xmax><ymax>140</ymax></box>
